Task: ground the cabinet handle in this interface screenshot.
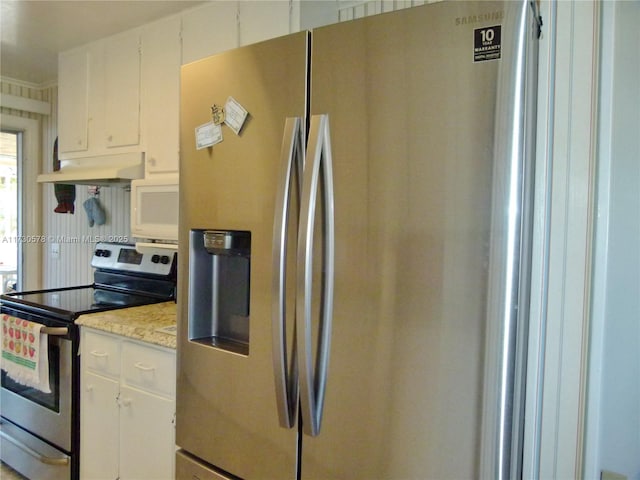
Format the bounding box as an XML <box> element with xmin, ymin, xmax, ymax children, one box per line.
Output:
<box><xmin>90</xmin><ymin>350</ymin><xmax>108</xmax><ymax>358</ymax></box>
<box><xmin>134</xmin><ymin>362</ymin><xmax>155</xmax><ymax>372</ymax></box>
<box><xmin>107</xmin><ymin>135</ymin><xmax>113</xmax><ymax>142</ymax></box>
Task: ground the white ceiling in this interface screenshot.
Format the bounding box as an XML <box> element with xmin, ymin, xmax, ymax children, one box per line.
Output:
<box><xmin>0</xmin><ymin>0</ymin><xmax>206</xmax><ymax>85</ymax></box>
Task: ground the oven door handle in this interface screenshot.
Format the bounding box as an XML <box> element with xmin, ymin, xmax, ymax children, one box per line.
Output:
<box><xmin>41</xmin><ymin>327</ymin><xmax>68</xmax><ymax>336</ymax></box>
<box><xmin>0</xmin><ymin>427</ymin><xmax>70</xmax><ymax>466</ymax></box>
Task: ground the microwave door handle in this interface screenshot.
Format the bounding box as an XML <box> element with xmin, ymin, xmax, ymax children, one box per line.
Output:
<box><xmin>272</xmin><ymin>117</ymin><xmax>304</xmax><ymax>429</ymax></box>
<box><xmin>297</xmin><ymin>114</ymin><xmax>335</xmax><ymax>437</ymax></box>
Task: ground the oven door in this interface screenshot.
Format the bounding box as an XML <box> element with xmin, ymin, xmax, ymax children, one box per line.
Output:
<box><xmin>1</xmin><ymin>308</ymin><xmax>75</xmax><ymax>478</ymax></box>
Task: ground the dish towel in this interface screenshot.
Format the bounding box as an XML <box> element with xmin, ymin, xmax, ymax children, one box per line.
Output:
<box><xmin>83</xmin><ymin>196</ymin><xmax>106</xmax><ymax>227</ymax></box>
<box><xmin>1</xmin><ymin>314</ymin><xmax>51</xmax><ymax>393</ymax></box>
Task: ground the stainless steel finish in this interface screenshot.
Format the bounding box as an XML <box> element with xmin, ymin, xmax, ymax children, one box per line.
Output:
<box><xmin>178</xmin><ymin>2</ymin><xmax>537</xmax><ymax>478</ymax></box>
<box><xmin>91</xmin><ymin>241</ymin><xmax>176</xmax><ymax>276</ymax></box>
<box><xmin>1</xmin><ymin>334</ymin><xmax>73</xmax><ymax>452</ymax></box>
<box><xmin>41</xmin><ymin>326</ymin><xmax>68</xmax><ymax>336</ymax></box>
<box><xmin>299</xmin><ymin>2</ymin><xmax>535</xmax><ymax>477</ymax></box>
<box><xmin>177</xmin><ymin>31</ymin><xmax>308</xmax><ymax>480</ymax></box>
<box><xmin>0</xmin><ymin>426</ymin><xmax>70</xmax><ymax>466</ymax></box>
<box><xmin>480</xmin><ymin>1</ymin><xmax>540</xmax><ymax>478</ymax></box>
<box><xmin>175</xmin><ymin>450</ymin><xmax>236</xmax><ymax>480</ymax></box>
<box><xmin>272</xmin><ymin>117</ymin><xmax>305</xmax><ymax>429</ymax></box>
<box><xmin>0</xmin><ymin>420</ymin><xmax>71</xmax><ymax>480</ymax></box>
<box><xmin>297</xmin><ymin>114</ymin><xmax>335</xmax><ymax>437</ymax></box>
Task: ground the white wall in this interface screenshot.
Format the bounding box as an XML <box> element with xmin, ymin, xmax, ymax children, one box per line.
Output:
<box><xmin>586</xmin><ymin>2</ymin><xmax>640</xmax><ymax>479</ymax></box>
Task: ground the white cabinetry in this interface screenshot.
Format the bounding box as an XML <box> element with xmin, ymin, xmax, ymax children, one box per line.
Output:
<box><xmin>58</xmin><ymin>48</ymin><xmax>89</xmax><ymax>153</ymax></box>
<box><xmin>141</xmin><ymin>16</ymin><xmax>181</xmax><ymax>174</ymax></box>
<box><xmin>82</xmin><ymin>372</ymin><xmax>120</xmax><ymax>479</ymax></box>
<box><xmin>181</xmin><ymin>2</ymin><xmax>239</xmax><ymax>65</ymax></box>
<box><xmin>104</xmin><ymin>30</ymin><xmax>141</xmax><ymax>149</ymax></box>
<box><xmin>80</xmin><ymin>328</ymin><xmax>176</xmax><ymax>480</ymax></box>
<box><xmin>238</xmin><ymin>1</ymin><xmax>291</xmax><ymax>46</ymax></box>
<box><xmin>57</xmin><ymin>32</ymin><xmax>142</xmax><ymax>161</ymax></box>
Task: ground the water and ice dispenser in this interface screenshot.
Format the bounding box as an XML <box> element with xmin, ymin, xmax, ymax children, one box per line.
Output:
<box><xmin>188</xmin><ymin>230</ymin><xmax>251</xmax><ymax>355</ymax></box>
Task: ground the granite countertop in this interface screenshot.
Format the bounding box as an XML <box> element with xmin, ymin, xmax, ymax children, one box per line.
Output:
<box><xmin>75</xmin><ymin>301</ymin><xmax>177</xmax><ymax>349</ymax></box>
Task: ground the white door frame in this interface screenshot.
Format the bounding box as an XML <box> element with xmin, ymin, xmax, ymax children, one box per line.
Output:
<box><xmin>524</xmin><ymin>1</ymin><xmax>600</xmax><ymax>478</ymax></box>
<box><xmin>0</xmin><ymin>114</ymin><xmax>43</xmax><ymax>290</ymax></box>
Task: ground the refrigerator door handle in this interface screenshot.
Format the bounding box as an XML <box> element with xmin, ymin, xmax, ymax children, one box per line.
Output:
<box><xmin>297</xmin><ymin>114</ymin><xmax>335</xmax><ymax>437</ymax></box>
<box><xmin>272</xmin><ymin>117</ymin><xmax>304</xmax><ymax>429</ymax></box>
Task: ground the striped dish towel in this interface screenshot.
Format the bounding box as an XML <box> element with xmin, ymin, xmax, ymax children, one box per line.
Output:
<box><xmin>1</xmin><ymin>314</ymin><xmax>51</xmax><ymax>393</ymax></box>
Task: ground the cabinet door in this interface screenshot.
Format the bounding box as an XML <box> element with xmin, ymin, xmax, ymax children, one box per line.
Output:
<box><xmin>181</xmin><ymin>2</ymin><xmax>238</xmax><ymax>64</ymax></box>
<box><xmin>141</xmin><ymin>16</ymin><xmax>181</xmax><ymax>173</ymax></box>
<box><xmin>58</xmin><ymin>48</ymin><xmax>89</xmax><ymax>154</ymax></box>
<box><xmin>119</xmin><ymin>385</ymin><xmax>175</xmax><ymax>480</ymax></box>
<box><xmin>105</xmin><ymin>30</ymin><xmax>141</xmax><ymax>148</ymax></box>
<box><xmin>238</xmin><ymin>1</ymin><xmax>291</xmax><ymax>46</ymax></box>
<box><xmin>81</xmin><ymin>371</ymin><xmax>120</xmax><ymax>480</ymax></box>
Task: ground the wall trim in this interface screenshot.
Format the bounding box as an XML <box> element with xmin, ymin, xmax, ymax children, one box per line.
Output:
<box><xmin>0</xmin><ymin>93</ymin><xmax>51</xmax><ymax>116</ymax></box>
<box><xmin>525</xmin><ymin>0</ymin><xmax>600</xmax><ymax>478</ymax></box>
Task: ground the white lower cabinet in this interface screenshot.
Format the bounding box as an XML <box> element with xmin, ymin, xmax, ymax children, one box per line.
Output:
<box><xmin>80</xmin><ymin>328</ymin><xmax>176</xmax><ymax>480</ymax></box>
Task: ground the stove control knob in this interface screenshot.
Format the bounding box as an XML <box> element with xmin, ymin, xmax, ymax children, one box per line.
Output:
<box><xmin>151</xmin><ymin>255</ymin><xmax>161</xmax><ymax>264</ymax></box>
<box><xmin>102</xmin><ymin>250</ymin><xmax>111</xmax><ymax>258</ymax></box>
<box><xmin>160</xmin><ymin>256</ymin><xmax>171</xmax><ymax>265</ymax></box>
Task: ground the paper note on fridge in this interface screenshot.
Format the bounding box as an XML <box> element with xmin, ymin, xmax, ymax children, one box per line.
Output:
<box><xmin>224</xmin><ymin>96</ymin><xmax>249</xmax><ymax>135</ymax></box>
<box><xmin>195</xmin><ymin>121</ymin><xmax>223</xmax><ymax>149</ymax></box>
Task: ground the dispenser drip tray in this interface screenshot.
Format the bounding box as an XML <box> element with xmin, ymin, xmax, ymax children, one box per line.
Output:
<box><xmin>188</xmin><ymin>229</ymin><xmax>251</xmax><ymax>356</ymax></box>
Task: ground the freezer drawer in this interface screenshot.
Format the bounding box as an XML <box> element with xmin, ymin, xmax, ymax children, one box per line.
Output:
<box><xmin>175</xmin><ymin>450</ymin><xmax>236</xmax><ymax>480</ymax></box>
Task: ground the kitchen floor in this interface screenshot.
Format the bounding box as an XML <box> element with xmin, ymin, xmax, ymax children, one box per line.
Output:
<box><xmin>1</xmin><ymin>462</ymin><xmax>28</xmax><ymax>479</ymax></box>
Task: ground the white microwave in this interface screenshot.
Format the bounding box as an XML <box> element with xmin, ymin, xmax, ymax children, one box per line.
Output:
<box><xmin>130</xmin><ymin>176</ymin><xmax>179</xmax><ymax>242</ymax></box>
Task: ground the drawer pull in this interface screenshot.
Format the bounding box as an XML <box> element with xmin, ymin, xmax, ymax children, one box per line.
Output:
<box><xmin>134</xmin><ymin>362</ymin><xmax>155</xmax><ymax>372</ymax></box>
<box><xmin>90</xmin><ymin>350</ymin><xmax>108</xmax><ymax>358</ymax></box>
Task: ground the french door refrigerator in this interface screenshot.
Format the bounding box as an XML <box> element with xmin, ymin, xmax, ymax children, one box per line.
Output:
<box><xmin>176</xmin><ymin>1</ymin><xmax>540</xmax><ymax>479</ymax></box>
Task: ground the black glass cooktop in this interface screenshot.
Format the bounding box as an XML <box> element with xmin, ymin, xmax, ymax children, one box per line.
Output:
<box><xmin>1</xmin><ymin>285</ymin><xmax>167</xmax><ymax>321</ymax></box>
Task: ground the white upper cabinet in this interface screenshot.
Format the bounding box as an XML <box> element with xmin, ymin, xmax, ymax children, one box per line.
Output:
<box><xmin>105</xmin><ymin>30</ymin><xmax>142</xmax><ymax>149</ymax></box>
<box><xmin>58</xmin><ymin>48</ymin><xmax>89</xmax><ymax>153</ymax></box>
<box><xmin>141</xmin><ymin>16</ymin><xmax>181</xmax><ymax>174</ymax></box>
<box><xmin>181</xmin><ymin>2</ymin><xmax>239</xmax><ymax>65</ymax></box>
<box><xmin>238</xmin><ymin>1</ymin><xmax>291</xmax><ymax>46</ymax></box>
<box><xmin>57</xmin><ymin>32</ymin><xmax>142</xmax><ymax>161</ymax></box>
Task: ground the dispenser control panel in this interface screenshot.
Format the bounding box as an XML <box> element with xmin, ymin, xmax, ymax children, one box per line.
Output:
<box><xmin>203</xmin><ymin>230</ymin><xmax>251</xmax><ymax>256</ymax></box>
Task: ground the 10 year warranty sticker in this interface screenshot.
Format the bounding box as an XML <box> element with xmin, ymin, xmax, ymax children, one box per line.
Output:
<box><xmin>474</xmin><ymin>25</ymin><xmax>501</xmax><ymax>62</ymax></box>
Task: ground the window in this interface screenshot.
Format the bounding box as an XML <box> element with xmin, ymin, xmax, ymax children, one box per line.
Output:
<box><xmin>0</xmin><ymin>115</ymin><xmax>42</xmax><ymax>291</ymax></box>
<box><xmin>0</xmin><ymin>131</ymin><xmax>19</xmax><ymax>292</ymax></box>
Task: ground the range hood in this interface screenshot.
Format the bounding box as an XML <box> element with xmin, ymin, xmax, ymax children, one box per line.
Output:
<box><xmin>37</xmin><ymin>152</ymin><xmax>144</xmax><ymax>186</ymax></box>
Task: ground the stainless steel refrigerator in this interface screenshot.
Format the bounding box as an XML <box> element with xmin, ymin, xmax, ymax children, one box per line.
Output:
<box><xmin>176</xmin><ymin>1</ymin><xmax>540</xmax><ymax>479</ymax></box>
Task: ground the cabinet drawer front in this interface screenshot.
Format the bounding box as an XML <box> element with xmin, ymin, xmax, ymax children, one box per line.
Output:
<box><xmin>121</xmin><ymin>341</ymin><xmax>176</xmax><ymax>397</ymax></box>
<box><xmin>83</xmin><ymin>330</ymin><xmax>120</xmax><ymax>377</ymax></box>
